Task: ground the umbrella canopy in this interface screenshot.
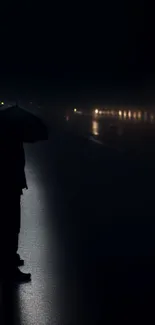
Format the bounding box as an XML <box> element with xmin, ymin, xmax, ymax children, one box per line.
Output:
<box><xmin>0</xmin><ymin>105</ymin><xmax>48</xmax><ymax>142</ymax></box>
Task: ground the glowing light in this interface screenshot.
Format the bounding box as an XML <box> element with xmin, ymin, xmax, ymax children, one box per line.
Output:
<box><xmin>118</xmin><ymin>110</ymin><xmax>122</xmax><ymax>117</ymax></box>
<box><xmin>74</xmin><ymin>108</ymin><xmax>77</xmax><ymax>112</ymax></box>
<box><xmin>99</xmin><ymin>110</ymin><xmax>102</xmax><ymax>115</ymax></box>
<box><xmin>138</xmin><ymin>111</ymin><xmax>142</xmax><ymax>119</ymax></box>
<box><xmin>1</xmin><ymin>101</ymin><xmax>4</xmax><ymax>105</ymax></box>
<box><xmin>150</xmin><ymin>114</ymin><xmax>154</xmax><ymax>121</ymax></box>
<box><xmin>123</xmin><ymin>111</ymin><xmax>127</xmax><ymax>118</ymax></box>
<box><xmin>133</xmin><ymin>112</ymin><xmax>137</xmax><ymax>119</ymax></box>
<box><xmin>92</xmin><ymin>120</ymin><xmax>99</xmax><ymax>136</ymax></box>
<box><xmin>95</xmin><ymin>109</ymin><xmax>99</xmax><ymax>114</ymax></box>
<box><xmin>128</xmin><ymin>111</ymin><xmax>131</xmax><ymax>118</ymax></box>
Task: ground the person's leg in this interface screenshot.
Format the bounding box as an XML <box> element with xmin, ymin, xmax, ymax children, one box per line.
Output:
<box><xmin>3</xmin><ymin>191</ymin><xmax>31</xmax><ymax>282</ymax></box>
<box><xmin>0</xmin><ymin>193</ymin><xmax>22</xmax><ymax>277</ymax></box>
<box><xmin>15</xmin><ymin>195</ymin><xmax>20</xmax><ymax>254</ymax></box>
<box><xmin>12</xmin><ymin>192</ymin><xmax>31</xmax><ymax>282</ymax></box>
<box><xmin>0</xmin><ymin>193</ymin><xmax>10</xmax><ymax>279</ymax></box>
<box><xmin>15</xmin><ymin>195</ymin><xmax>24</xmax><ymax>266</ymax></box>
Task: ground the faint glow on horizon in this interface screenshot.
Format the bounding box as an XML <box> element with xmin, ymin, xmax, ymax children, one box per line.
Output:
<box><xmin>150</xmin><ymin>114</ymin><xmax>154</xmax><ymax>122</ymax></box>
<box><xmin>144</xmin><ymin>112</ymin><xmax>147</xmax><ymax>121</ymax></box>
<box><xmin>92</xmin><ymin>120</ymin><xmax>99</xmax><ymax>135</ymax></box>
<box><xmin>72</xmin><ymin>107</ymin><xmax>155</xmax><ymax>124</ymax></box>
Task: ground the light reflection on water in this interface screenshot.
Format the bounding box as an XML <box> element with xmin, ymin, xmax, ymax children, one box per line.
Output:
<box><xmin>91</xmin><ymin>109</ymin><xmax>155</xmax><ymax>138</ymax></box>
<box><xmin>69</xmin><ymin>108</ymin><xmax>155</xmax><ymax>152</ymax></box>
<box><xmin>72</xmin><ymin>108</ymin><xmax>155</xmax><ymax>144</ymax></box>
<box><xmin>96</xmin><ymin>110</ymin><xmax>155</xmax><ymax>123</ymax></box>
<box><xmin>92</xmin><ymin>120</ymin><xmax>99</xmax><ymax>136</ymax></box>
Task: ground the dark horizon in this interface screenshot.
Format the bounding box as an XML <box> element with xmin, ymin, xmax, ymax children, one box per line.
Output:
<box><xmin>1</xmin><ymin>80</ymin><xmax>155</xmax><ymax>109</ymax></box>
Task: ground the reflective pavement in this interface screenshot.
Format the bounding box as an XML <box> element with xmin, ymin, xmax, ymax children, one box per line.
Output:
<box><xmin>1</xmin><ymin>110</ymin><xmax>155</xmax><ymax>324</ymax></box>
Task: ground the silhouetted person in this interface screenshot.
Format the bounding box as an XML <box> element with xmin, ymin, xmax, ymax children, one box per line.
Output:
<box><xmin>14</xmin><ymin>140</ymin><xmax>29</xmax><ymax>268</ymax></box>
<box><xmin>0</xmin><ymin>104</ymin><xmax>48</xmax><ymax>282</ymax></box>
<box><xmin>0</xmin><ymin>116</ymin><xmax>31</xmax><ymax>282</ymax></box>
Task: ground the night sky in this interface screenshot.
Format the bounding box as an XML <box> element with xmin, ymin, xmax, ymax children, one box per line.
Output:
<box><xmin>0</xmin><ymin>2</ymin><xmax>152</xmax><ymax>104</ymax></box>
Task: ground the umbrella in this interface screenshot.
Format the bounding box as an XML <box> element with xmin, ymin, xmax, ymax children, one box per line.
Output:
<box><xmin>0</xmin><ymin>105</ymin><xmax>48</xmax><ymax>143</ymax></box>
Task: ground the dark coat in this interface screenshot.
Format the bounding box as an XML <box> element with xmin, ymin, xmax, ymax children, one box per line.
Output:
<box><xmin>0</xmin><ymin>119</ymin><xmax>28</xmax><ymax>194</ymax></box>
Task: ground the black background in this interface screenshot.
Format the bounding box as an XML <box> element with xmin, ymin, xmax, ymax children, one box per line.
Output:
<box><xmin>0</xmin><ymin>1</ymin><xmax>152</xmax><ymax>102</ymax></box>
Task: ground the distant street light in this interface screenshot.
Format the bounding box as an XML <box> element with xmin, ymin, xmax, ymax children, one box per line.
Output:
<box><xmin>118</xmin><ymin>110</ymin><xmax>122</xmax><ymax>117</ymax></box>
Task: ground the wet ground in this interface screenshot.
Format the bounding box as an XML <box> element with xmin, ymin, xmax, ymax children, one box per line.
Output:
<box><xmin>1</xmin><ymin>107</ymin><xmax>155</xmax><ymax>324</ymax></box>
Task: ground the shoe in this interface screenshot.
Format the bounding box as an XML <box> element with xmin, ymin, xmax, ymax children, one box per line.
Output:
<box><xmin>15</xmin><ymin>254</ymin><xmax>24</xmax><ymax>266</ymax></box>
<box><xmin>14</xmin><ymin>268</ymin><xmax>31</xmax><ymax>283</ymax></box>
